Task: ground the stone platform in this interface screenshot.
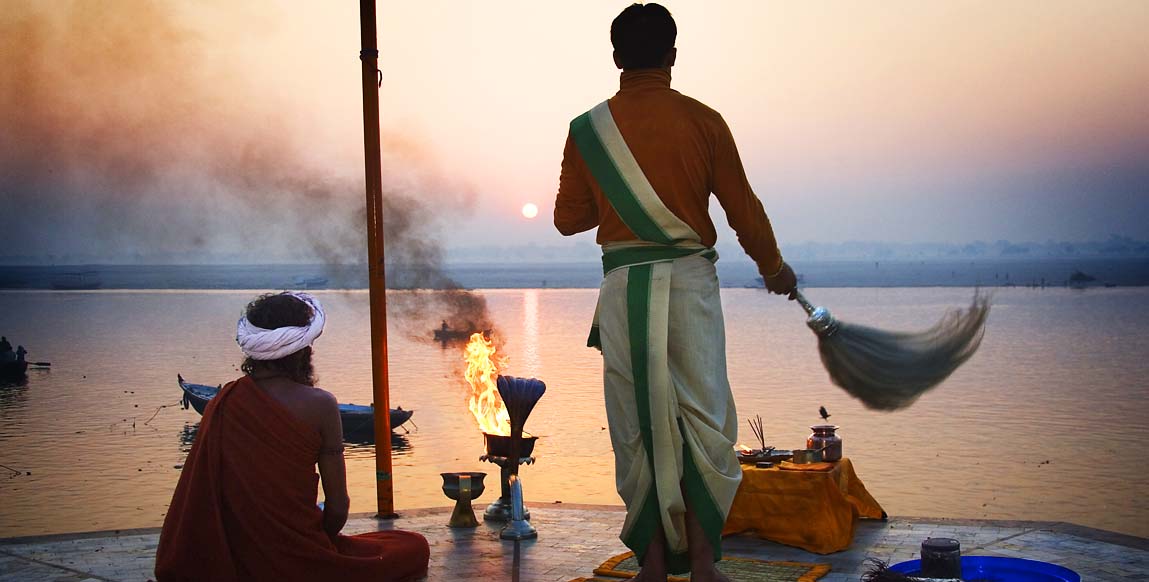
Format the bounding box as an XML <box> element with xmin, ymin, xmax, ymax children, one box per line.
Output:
<box><xmin>2</xmin><ymin>504</ymin><xmax>1146</xmax><ymax>581</ymax></box>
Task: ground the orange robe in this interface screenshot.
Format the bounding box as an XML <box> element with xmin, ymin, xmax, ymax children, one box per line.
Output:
<box><xmin>554</xmin><ymin>68</ymin><xmax>783</xmax><ymax>279</ymax></box>
<box><xmin>155</xmin><ymin>376</ymin><xmax>429</xmax><ymax>582</ymax></box>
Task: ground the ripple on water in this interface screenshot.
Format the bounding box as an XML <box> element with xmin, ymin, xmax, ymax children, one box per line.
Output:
<box><xmin>0</xmin><ymin>287</ymin><xmax>1146</xmax><ymax>538</ymax></box>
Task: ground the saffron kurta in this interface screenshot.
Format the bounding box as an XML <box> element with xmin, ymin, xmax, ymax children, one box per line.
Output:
<box><xmin>155</xmin><ymin>377</ymin><xmax>429</xmax><ymax>582</ymax></box>
<box><xmin>555</xmin><ymin>68</ymin><xmax>783</xmax><ymax>280</ymax></box>
<box><xmin>556</xmin><ymin>69</ymin><xmax>785</xmax><ymax>575</ymax></box>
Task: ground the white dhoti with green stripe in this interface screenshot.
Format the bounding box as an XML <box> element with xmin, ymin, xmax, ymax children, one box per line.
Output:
<box><xmin>571</xmin><ymin>101</ymin><xmax>742</xmax><ymax>574</ymax></box>
<box><xmin>599</xmin><ymin>250</ymin><xmax>741</xmax><ymax>573</ymax></box>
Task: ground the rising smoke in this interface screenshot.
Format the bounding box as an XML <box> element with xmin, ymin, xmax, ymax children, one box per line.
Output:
<box><xmin>0</xmin><ymin>1</ymin><xmax>494</xmax><ymax>335</ymax></box>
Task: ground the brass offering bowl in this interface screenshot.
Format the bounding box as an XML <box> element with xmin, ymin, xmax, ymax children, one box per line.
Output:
<box><xmin>479</xmin><ymin>433</ymin><xmax>537</xmax><ymax>523</ymax></box>
<box><xmin>483</xmin><ymin>432</ymin><xmax>537</xmax><ymax>459</ymax></box>
<box><xmin>440</xmin><ymin>472</ymin><xmax>486</xmax><ymax>528</ymax></box>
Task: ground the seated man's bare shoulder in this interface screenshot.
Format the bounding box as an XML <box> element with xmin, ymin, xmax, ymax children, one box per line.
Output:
<box><xmin>303</xmin><ymin>387</ymin><xmax>343</xmax><ymax>443</ymax></box>
<box><xmin>268</xmin><ymin>382</ymin><xmax>340</xmax><ymax>434</ymax></box>
<box><xmin>299</xmin><ymin>385</ymin><xmax>338</xmax><ymax>417</ymax></box>
<box><xmin>305</xmin><ymin>385</ymin><xmax>338</xmax><ymax>406</ymax></box>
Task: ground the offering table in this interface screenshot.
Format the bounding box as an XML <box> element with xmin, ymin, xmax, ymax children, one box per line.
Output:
<box><xmin>722</xmin><ymin>458</ymin><xmax>885</xmax><ymax>554</ymax></box>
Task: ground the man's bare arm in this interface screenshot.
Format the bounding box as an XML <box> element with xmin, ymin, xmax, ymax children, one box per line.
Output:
<box><xmin>315</xmin><ymin>392</ymin><xmax>349</xmax><ymax>538</ymax></box>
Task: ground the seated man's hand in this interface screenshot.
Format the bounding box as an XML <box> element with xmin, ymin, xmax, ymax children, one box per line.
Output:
<box><xmin>764</xmin><ymin>262</ymin><xmax>798</xmax><ymax>299</ymax></box>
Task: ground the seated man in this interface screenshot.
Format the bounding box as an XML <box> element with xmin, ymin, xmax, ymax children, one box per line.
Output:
<box><xmin>156</xmin><ymin>292</ymin><xmax>429</xmax><ymax>581</ymax></box>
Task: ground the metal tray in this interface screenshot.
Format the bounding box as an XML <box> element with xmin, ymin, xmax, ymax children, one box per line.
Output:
<box><xmin>737</xmin><ymin>449</ymin><xmax>793</xmax><ymax>464</ymax></box>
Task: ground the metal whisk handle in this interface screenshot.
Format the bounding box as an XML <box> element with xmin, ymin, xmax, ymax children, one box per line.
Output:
<box><xmin>793</xmin><ymin>290</ymin><xmax>817</xmax><ymax>316</ymax></box>
<box><xmin>793</xmin><ymin>290</ymin><xmax>839</xmax><ymax>337</ymax></box>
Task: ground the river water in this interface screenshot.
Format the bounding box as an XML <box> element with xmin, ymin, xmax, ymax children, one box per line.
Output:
<box><xmin>1</xmin><ymin>286</ymin><xmax>1147</xmax><ymax>538</ymax></box>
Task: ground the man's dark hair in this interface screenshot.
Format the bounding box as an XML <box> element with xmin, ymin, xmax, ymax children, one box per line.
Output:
<box><xmin>611</xmin><ymin>3</ymin><xmax>676</xmax><ymax>70</ymax></box>
<box><xmin>240</xmin><ymin>293</ymin><xmax>317</xmax><ymax>386</ymax></box>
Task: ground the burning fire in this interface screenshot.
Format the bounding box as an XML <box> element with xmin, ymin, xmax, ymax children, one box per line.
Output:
<box><xmin>464</xmin><ymin>332</ymin><xmax>511</xmax><ymax>436</ymax></box>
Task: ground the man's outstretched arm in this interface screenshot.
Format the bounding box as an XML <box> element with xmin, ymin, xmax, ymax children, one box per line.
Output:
<box><xmin>710</xmin><ymin>115</ymin><xmax>796</xmax><ymax>295</ymax></box>
<box><xmin>554</xmin><ymin>132</ymin><xmax>599</xmax><ymax>235</ymax></box>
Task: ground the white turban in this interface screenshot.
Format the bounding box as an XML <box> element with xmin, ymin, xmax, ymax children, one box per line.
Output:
<box><xmin>236</xmin><ymin>292</ymin><xmax>326</xmax><ymax>360</ymax></box>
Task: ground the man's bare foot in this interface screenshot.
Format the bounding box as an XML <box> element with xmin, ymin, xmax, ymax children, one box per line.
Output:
<box><xmin>688</xmin><ymin>564</ymin><xmax>731</xmax><ymax>582</ymax></box>
<box><xmin>638</xmin><ymin>525</ymin><xmax>669</xmax><ymax>581</ymax></box>
<box><xmin>631</xmin><ymin>568</ymin><xmax>668</xmax><ymax>582</ymax></box>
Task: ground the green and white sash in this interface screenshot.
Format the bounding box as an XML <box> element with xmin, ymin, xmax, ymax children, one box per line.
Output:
<box><xmin>570</xmin><ymin>101</ymin><xmax>732</xmax><ymax>573</ymax></box>
<box><xmin>570</xmin><ymin>100</ymin><xmax>717</xmax><ymax>349</ymax></box>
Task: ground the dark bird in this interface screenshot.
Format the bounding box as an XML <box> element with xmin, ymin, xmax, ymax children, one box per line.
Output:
<box><xmin>819</xmin><ymin>406</ymin><xmax>831</xmax><ymax>421</ymax></box>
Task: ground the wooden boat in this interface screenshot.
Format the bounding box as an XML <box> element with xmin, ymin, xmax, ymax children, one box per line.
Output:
<box><xmin>292</xmin><ymin>275</ymin><xmax>329</xmax><ymax>289</ymax></box>
<box><xmin>433</xmin><ymin>329</ymin><xmax>472</xmax><ymax>342</ymax></box>
<box><xmin>0</xmin><ymin>360</ymin><xmax>28</xmax><ymax>382</ymax></box>
<box><xmin>1068</xmin><ymin>270</ymin><xmax>1098</xmax><ymax>289</ymax></box>
<box><xmin>51</xmin><ymin>271</ymin><xmax>102</xmax><ymax>290</ymax></box>
<box><xmin>177</xmin><ymin>375</ymin><xmax>413</xmax><ymax>437</ymax></box>
<box><xmin>432</xmin><ymin>327</ymin><xmax>491</xmax><ymax>343</ymax></box>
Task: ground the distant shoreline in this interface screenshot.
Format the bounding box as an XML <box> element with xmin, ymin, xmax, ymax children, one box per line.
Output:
<box><xmin>2</xmin><ymin>257</ymin><xmax>1146</xmax><ymax>290</ymax></box>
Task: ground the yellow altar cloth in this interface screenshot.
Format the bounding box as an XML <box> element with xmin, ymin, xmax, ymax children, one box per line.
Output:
<box><xmin>722</xmin><ymin>458</ymin><xmax>885</xmax><ymax>554</ymax></box>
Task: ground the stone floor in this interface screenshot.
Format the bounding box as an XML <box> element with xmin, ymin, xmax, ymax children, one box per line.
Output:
<box><xmin>1</xmin><ymin>504</ymin><xmax>1146</xmax><ymax>581</ymax></box>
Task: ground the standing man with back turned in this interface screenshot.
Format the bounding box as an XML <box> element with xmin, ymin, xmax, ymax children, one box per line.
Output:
<box><xmin>553</xmin><ymin>4</ymin><xmax>796</xmax><ymax>581</ymax></box>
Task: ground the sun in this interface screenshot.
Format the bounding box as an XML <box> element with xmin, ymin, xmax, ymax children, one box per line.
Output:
<box><xmin>521</xmin><ymin>203</ymin><xmax>539</xmax><ymax>219</ymax></box>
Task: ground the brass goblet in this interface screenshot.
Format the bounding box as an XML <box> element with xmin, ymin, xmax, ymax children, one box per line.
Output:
<box><xmin>440</xmin><ymin>472</ymin><xmax>487</xmax><ymax>528</ymax></box>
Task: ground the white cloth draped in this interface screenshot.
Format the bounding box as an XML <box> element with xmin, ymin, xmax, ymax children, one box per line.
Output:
<box><xmin>235</xmin><ymin>293</ymin><xmax>325</xmax><ymax>360</ymax></box>
<box><xmin>600</xmin><ymin>255</ymin><xmax>742</xmax><ymax>559</ymax></box>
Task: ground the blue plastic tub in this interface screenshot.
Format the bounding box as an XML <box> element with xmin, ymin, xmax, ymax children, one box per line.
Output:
<box><xmin>890</xmin><ymin>556</ymin><xmax>1080</xmax><ymax>582</ymax></box>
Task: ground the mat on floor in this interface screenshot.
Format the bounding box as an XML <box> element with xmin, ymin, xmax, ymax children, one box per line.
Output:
<box><xmin>566</xmin><ymin>551</ymin><xmax>830</xmax><ymax>582</ymax></box>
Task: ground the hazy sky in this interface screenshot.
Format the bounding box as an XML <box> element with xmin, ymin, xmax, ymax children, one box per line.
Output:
<box><xmin>2</xmin><ymin>1</ymin><xmax>1147</xmax><ymax>262</ymax></box>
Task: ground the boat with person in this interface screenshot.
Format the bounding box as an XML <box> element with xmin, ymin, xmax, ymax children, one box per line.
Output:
<box><xmin>433</xmin><ymin>328</ymin><xmax>474</xmax><ymax>342</ymax></box>
<box><xmin>177</xmin><ymin>375</ymin><xmax>413</xmax><ymax>437</ymax></box>
<box><xmin>0</xmin><ymin>339</ymin><xmax>29</xmax><ymax>382</ymax></box>
<box><xmin>292</xmin><ymin>275</ymin><xmax>329</xmax><ymax>289</ymax></box>
<box><xmin>1068</xmin><ymin>270</ymin><xmax>1098</xmax><ymax>289</ymax></box>
<box><xmin>745</xmin><ymin>273</ymin><xmax>805</xmax><ymax>289</ymax></box>
<box><xmin>50</xmin><ymin>270</ymin><xmax>102</xmax><ymax>290</ymax></box>
<box><xmin>0</xmin><ymin>360</ymin><xmax>28</xmax><ymax>383</ymax></box>
<box><xmin>433</xmin><ymin>321</ymin><xmax>491</xmax><ymax>343</ymax></box>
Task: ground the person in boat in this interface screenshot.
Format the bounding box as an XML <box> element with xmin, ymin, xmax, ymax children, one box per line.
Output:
<box><xmin>15</xmin><ymin>346</ymin><xmax>25</xmax><ymax>363</ymax></box>
<box><xmin>155</xmin><ymin>292</ymin><xmax>429</xmax><ymax>581</ymax></box>
<box><xmin>553</xmin><ymin>5</ymin><xmax>796</xmax><ymax>581</ymax></box>
<box><xmin>0</xmin><ymin>337</ymin><xmax>13</xmax><ymax>364</ymax></box>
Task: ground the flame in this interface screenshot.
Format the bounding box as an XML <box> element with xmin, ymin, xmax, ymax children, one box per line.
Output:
<box><xmin>735</xmin><ymin>443</ymin><xmax>753</xmax><ymax>452</ymax></box>
<box><xmin>464</xmin><ymin>332</ymin><xmax>510</xmax><ymax>436</ymax></box>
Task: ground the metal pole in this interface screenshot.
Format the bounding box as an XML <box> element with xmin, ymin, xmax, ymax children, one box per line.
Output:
<box><xmin>359</xmin><ymin>0</ymin><xmax>396</xmax><ymax>518</ymax></box>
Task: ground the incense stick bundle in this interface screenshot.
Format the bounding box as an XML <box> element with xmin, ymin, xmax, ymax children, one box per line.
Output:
<box><xmin>747</xmin><ymin>415</ymin><xmax>766</xmax><ymax>451</ymax></box>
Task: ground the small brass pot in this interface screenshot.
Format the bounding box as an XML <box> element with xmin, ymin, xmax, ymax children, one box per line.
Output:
<box><xmin>790</xmin><ymin>449</ymin><xmax>822</xmax><ymax>464</ymax></box>
<box><xmin>807</xmin><ymin>425</ymin><xmax>842</xmax><ymax>462</ymax></box>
